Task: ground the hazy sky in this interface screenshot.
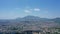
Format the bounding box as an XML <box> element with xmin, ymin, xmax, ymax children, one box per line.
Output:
<box><xmin>0</xmin><ymin>0</ymin><xmax>60</xmax><ymax>19</ymax></box>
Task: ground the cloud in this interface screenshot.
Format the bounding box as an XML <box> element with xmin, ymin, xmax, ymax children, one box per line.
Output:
<box><xmin>34</xmin><ymin>8</ymin><xmax>40</xmax><ymax>11</ymax></box>
<box><xmin>24</xmin><ymin>10</ymin><xmax>31</xmax><ymax>13</ymax></box>
<box><xmin>24</xmin><ymin>7</ymin><xmax>40</xmax><ymax>13</ymax></box>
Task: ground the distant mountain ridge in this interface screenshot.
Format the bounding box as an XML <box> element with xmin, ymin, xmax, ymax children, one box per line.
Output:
<box><xmin>15</xmin><ymin>16</ymin><xmax>50</xmax><ymax>21</ymax></box>
<box><xmin>0</xmin><ymin>15</ymin><xmax>60</xmax><ymax>22</ymax></box>
<box><xmin>0</xmin><ymin>15</ymin><xmax>60</xmax><ymax>25</ymax></box>
<box><xmin>0</xmin><ymin>15</ymin><xmax>60</xmax><ymax>21</ymax></box>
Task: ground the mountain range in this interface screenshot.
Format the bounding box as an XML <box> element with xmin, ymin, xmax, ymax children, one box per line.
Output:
<box><xmin>0</xmin><ymin>15</ymin><xmax>60</xmax><ymax>28</ymax></box>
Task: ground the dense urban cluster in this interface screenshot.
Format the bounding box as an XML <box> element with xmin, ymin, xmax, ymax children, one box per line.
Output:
<box><xmin>0</xmin><ymin>16</ymin><xmax>60</xmax><ymax>34</ymax></box>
